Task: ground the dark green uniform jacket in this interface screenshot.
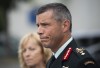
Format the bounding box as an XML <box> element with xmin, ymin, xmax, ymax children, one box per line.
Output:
<box><xmin>46</xmin><ymin>39</ymin><xmax>99</xmax><ymax>68</ymax></box>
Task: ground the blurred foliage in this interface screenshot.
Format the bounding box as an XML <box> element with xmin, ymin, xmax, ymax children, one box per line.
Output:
<box><xmin>0</xmin><ymin>8</ymin><xmax>5</xmax><ymax>31</ymax></box>
<box><xmin>0</xmin><ymin>0</ymin><xmax>12</xmax><ymax>32</ymax></box>
<box><xmin>0</xmin><ymin>0</ymin><xmax>12</xmax><ymax>9</ymax></box>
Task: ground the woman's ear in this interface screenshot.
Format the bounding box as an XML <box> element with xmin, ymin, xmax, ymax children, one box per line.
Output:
<box><xmin>62</xmin><ymin>19</ymin><xmax>70</xmax><ymax>32</ymax></box>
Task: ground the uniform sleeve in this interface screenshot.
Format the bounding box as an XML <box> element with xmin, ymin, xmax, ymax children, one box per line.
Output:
<box><xmin>77</xmin><ymin>58</ymin><xmax>100</xmax><ymax>68</ymax></box>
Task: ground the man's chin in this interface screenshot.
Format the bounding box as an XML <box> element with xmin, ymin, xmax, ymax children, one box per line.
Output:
<box><xmin>42</xmin><ymin>43</ymin><xmax>50</xmax><ymax>48</ymax></box>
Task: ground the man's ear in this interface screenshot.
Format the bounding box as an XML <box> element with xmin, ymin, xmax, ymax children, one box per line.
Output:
<box><xmin>62</xmin><ymin>19</ymin><xmax>70</xmax><ymax>32</ymax></box>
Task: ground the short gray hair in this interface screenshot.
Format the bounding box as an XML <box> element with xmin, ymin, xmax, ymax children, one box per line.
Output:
<box><xmin>36</xmin><ymin>3</ymin><xmax>72</xmax><ymax>32</ymax></box>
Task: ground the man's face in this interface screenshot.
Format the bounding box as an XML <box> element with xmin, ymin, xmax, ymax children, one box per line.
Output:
<box><xmin>36</xmin><ymin>10</ymin><xmax>64</xmax><ymax>51</ymax></box>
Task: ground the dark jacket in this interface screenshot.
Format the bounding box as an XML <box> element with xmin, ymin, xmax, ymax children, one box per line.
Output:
<box><xmin>46</xmin><ymin>39</ymin><xmax>99</xmax><ymax>68</ymax></box>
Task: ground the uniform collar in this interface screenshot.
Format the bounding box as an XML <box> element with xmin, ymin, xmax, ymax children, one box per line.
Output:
<box><xmin>53</xmin><ymin>37</ymin><xmax>73</xmax><ymax>59</ymax></box>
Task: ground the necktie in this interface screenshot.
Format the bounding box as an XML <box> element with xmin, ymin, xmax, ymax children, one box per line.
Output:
<box><xmin>49</xmin><ymin>55</ymin><xmax>56</xmax><ymax>67</ymax></box>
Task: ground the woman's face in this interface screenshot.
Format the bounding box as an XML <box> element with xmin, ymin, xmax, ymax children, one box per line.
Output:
<box><xmin>22</xmin><ymin>38</ymin><xmax>44</xmax><ymax>67</ymax></box>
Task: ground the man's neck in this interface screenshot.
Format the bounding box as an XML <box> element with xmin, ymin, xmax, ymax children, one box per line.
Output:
<box><xmin>52</xmin><ymin>32</ymin><xmax>71</xmax><ymax>53</ymax></box>
<box><xmin>54</xmin><ymin>36</ymin><xmax>73</xmax><ymax>58</ymax></box>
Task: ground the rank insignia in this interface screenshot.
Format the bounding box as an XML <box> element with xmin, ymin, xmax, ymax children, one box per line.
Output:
<box><xmin>76</xmin><ymin>48</ymin><xmax>85</xmax><ymax>55</ymax></box>
<box><xmin>84</xmin><ymin>61</ymin><xmax>95</xmax><ymax>65</ymax></box>
<box><xmin>63</xmin><ymin>47</ymin><xmax>72</xmax><ymax>61</ymax></box>
<box><xmin>62</xmin><ymin>66</ymin><xmax>69</xmax><ymax>68</ymax></box>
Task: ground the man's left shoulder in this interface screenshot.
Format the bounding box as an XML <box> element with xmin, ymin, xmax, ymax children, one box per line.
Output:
<box><xmin>74</xmin><ymin>47</ymin><xmax>95</xmax><ymax>62</ymax></box>
<box><xmin>75</xmin><ymin>47</ymin><xmax>91</xmax><ymax>58</ymax></box>
<box><xmin>74</xmin><ymin>47</ymin><xmax>99</xmax><ymax>68</ymax></box>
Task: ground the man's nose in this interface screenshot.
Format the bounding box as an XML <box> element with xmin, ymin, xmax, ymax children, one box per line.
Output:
<box><xmin>37</xmin><ymin>26</ymin><xmax>43</xmax><ymax>35</ymax></box>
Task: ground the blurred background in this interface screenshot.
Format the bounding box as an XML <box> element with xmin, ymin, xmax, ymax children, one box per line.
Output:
<box><xmin>0</xmin><ymin>0</ymin><xmax>100</xmax><ymax>68</ymax></box>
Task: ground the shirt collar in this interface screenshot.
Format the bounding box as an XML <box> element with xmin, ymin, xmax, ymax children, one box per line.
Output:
<box><xmin>53</xmin><ymin>37</ymin><xmax>73</xmax><ymax>59</ymax></box>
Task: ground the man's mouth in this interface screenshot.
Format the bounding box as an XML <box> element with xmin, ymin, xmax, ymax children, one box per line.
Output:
<box><xmin>40</xmin><ymin>37</ymin><xmax>49</xmax><ymax>42</ymax></box>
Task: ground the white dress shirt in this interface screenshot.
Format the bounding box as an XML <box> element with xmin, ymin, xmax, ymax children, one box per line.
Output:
<box><xmin>53</xmin><ymin>37</ymin><xmax>73</xmax><ymax>59</ymax></box>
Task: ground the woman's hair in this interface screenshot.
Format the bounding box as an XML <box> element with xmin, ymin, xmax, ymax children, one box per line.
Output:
<box><xmin>18</xmin><ymin>32</ymin><xmax>51</xmax><ymax>68</ymax></box>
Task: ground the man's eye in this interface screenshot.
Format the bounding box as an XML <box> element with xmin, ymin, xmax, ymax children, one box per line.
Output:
<box><xmin>42</xmin><ymin>24</ymin><xmax>48</xmax><ymax>26</ymax></box>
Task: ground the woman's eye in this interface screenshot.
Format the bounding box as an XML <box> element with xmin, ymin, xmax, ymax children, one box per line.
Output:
<box><xmin>29</xmin><ymin>48</ymin><xmax>35</xmax><ymax>51</ymax></box>
<box><xmin>23</xmin><ymin>49</ymin><xmax>26</xmax><ymax>53</ymax></box>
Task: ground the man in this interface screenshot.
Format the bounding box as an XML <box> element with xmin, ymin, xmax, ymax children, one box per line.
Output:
<box><xmin>36</xmin><ymin>3</ymin><xmax>99</xmax><ymax>68</ymax></box>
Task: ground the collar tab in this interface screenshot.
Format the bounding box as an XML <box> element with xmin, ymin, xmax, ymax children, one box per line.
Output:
<box><xmin>63</xmin><ymin>47</ymin><xmax>72</xmax><ymax>61</ymax></box>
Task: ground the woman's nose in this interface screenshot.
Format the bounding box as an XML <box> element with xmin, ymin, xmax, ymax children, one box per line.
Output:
<box><xmin>24</xmin><ymin>50</ymin><xmax>30</xmax><ymax>57</ymax></box>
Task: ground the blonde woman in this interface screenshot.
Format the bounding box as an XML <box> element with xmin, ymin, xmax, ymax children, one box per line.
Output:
<box><xmin>18</xmin><ymin>32</ymin><xmax>51</xmax><ymax>68</ymax></box>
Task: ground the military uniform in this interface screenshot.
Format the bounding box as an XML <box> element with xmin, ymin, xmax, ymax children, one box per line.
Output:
<box><xmin>46</xmin><ymin>39</ymin><xmax>99</xmax><ymax>68</ymax></box>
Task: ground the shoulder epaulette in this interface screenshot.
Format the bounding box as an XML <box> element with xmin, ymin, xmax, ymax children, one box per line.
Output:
<box><xmin>73</xmin><ymin>47</ymin><xmax>92</xmax><ymax>60</ymax></box>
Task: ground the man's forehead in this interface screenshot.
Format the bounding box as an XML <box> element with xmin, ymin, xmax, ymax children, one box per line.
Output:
<box><xmin>36</xmin><ymin>10</ymin><xmax>53</xmax><ymax>17</ymax></box>
<box><xmin>36</xmin><ymin>15</ymin><xmax>54</xmax><ymax>23</ymax></box>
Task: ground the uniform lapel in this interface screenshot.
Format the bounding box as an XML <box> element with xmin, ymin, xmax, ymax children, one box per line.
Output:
<box><xmin>46</xmin><ymin>55</ymin><xmax>56</xmax><ymax>68</ymax></box>
<box><xmin>47</xmin><ymin>39</ymin><xmax>77</xmax><ymax>68</ymax></box>
<box><xmin>50</xmin><ymin>55</ymin><xmax>62</xmax><ymax>68</ymax></box>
